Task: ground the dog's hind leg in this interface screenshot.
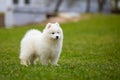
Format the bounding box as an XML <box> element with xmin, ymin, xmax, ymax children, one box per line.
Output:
<box><xmin>20</xmin><ymin>52</ymin><xmax>29</xmax><ymax>67</ymax></box>
<box><xmin>29</xmin><ymin>54</ymin><xmax>36</xmax><ymax>65</ymax></box>
<box><xmin>20</xmin><ymin>59</ymin><xmax>28</xmax><ymax>67</ymax></box>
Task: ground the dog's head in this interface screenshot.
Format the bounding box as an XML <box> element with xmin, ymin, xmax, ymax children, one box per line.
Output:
<box><xmin>43</xmin><ymin>22</ymin><xmax>63</xmax><ymax>40</ymax></box>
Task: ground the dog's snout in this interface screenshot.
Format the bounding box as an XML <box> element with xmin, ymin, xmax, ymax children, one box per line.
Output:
<box><xmin>56</xmin><ymin>36</ymin><xmax>59</xmax><ymax>39</ymax></box>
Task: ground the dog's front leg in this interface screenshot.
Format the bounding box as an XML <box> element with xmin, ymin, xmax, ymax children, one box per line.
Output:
<box><xmin>40</xmin><ymin>55</ymin><xmax>48</xmax><ymax>65</ymax></box>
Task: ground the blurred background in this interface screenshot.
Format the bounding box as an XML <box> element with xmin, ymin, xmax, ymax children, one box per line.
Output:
<box><xmin>0</xmin><ymin>1</ymin><xmax>120</xmax><ymax>79</ymax></box>
<box><xmin>0</xmin><ymin>0</ymin><xmax>119</xmax><ymax>28</ymax></box>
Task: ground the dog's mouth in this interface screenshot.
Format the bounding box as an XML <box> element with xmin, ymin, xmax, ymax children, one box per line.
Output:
<box><xmin>52</xmin><ymin>36</ymin><xmax>60</xmax><ymax>40</ymax></box>
<box><xmin>50</xmin><ymin>35</ymin><xmax>60</xmax><ymax>40</ymax></box>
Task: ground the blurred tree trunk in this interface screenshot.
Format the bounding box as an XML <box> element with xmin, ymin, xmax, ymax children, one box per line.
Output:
<box><xmin>54</xmin><ymin>0</ymin><xmax>63</xmax><ymax>13</ymax></box>
<box><xmin>47</xmin><ymin>0</ymin><xmax>63</xmax><ymax>18</ymax></box>
<box><xmin>86</xmin><ymin>0</ymin><xmax>90</xmax><ymax>13</ymax></box>
<box><xmin>115</xmin><ymin>0</ymin><xmax>118</xmax><ymax>10</ymax></box>
<box><xmin>98</xmin><ymin>0</ymin><xmax>105</xmax><ymax>12</ymax></box>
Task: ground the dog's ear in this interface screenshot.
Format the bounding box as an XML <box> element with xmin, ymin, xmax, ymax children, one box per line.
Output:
<box><xmin>46</xmin><ymin>23</ymin><xmax>51</xmax><ymax>29</ymax></box>
<box><xmin>55</xmin><ymin>22</ymin><xmax>59</xmax><ymax>26</ymax></box>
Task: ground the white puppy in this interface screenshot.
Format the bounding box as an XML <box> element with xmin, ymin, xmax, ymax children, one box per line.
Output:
<box><xmin>19</xmin><ymin>22</ymin><xmax>63</xmax><ymax>66</ymax></box>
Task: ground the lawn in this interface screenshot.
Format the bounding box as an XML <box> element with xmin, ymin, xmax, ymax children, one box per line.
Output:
<box><xmin>0</xmin><ymin>14</ymin><xmax>120</xmax><ymax>80</ymax></box>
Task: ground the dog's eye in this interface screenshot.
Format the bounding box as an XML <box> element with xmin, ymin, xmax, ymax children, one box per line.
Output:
<box><xmin>52</xmin><ymin>32</ymin><xmax>55</xmax><ymax>34</ymax></box>
<box><xmin>57</xmin><ymin>32</ymin><xmax>59</xmax><ymax>34</ymax></box>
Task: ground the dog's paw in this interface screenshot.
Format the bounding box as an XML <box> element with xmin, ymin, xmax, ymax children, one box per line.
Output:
<box><xmin>20</xmin><ymin>60</ymin><xmax>28</xmax><ymax>67</ymax></box>
<box><xmin>21</xmin><ymin>63</ymin><xmax>28</xmax><ymax>67</ymax></box>
<box><xmin>52</xmin><ymin>63</ymin><xmax>60</xmax><ymax>66</ymax></box>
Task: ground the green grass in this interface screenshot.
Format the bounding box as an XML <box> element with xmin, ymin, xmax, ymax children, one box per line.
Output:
<box><xmin>0</xmin><ymin>14</ymin><xmax>120</xmax><ymax>80</ymax></box>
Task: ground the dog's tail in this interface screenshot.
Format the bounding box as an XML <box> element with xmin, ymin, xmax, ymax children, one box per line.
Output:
<box><xmin>24</xmin><ymin>29</ymin><xmax>42</xmax><ymax>37</ymax></box>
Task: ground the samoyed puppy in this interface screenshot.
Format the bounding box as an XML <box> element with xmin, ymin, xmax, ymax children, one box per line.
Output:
<box><xmin>19</xmin><ymin>22</ymin><xmax>63</xmax><ymax>66</ymax></box>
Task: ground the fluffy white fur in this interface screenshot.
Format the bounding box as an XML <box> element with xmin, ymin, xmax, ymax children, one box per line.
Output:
<box><xmin>19</xmin><ymin>22</ymin><xmax>63</xmax><ymax>66</ymax></box>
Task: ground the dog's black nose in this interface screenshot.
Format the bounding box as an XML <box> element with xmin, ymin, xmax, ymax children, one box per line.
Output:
<box><xmin>56</xmin><ymin>36</ymin><xmax>59</xmax><ymax>39</ymax></box>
